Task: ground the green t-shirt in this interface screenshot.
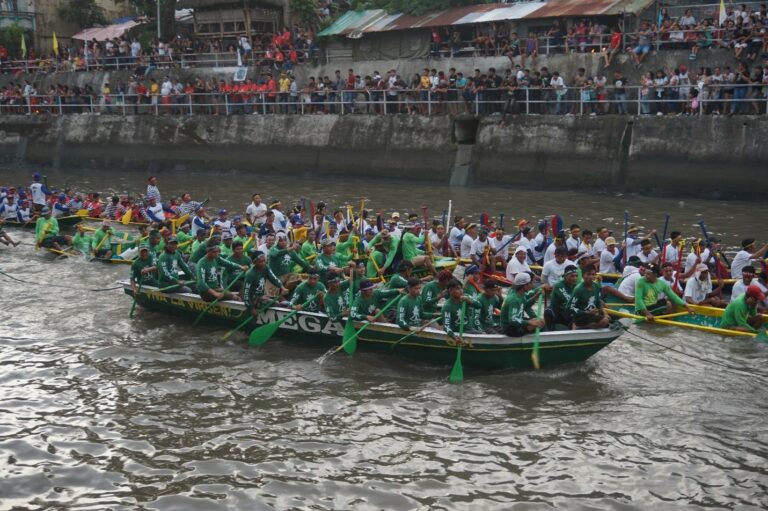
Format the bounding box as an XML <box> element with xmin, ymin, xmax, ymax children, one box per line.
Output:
<box><xmin>224</xmin><ymin>253</ymin><xmax>251</xmax><ymax>287</ymax></box>
<box><xmin>720</xmin><ymin>295</ymin><xmax>757</xmax><ymax>331</ymax></box>
<box><xmin>157</xmin><ymin>250</ymin><xmax>194</xmax><ymax>288</ymax></box>
<box><xmin>368</xmin><ymin>233</ymin><xmax>400</xmax><ymax>271</ymax></box>
<box><xmin>568</xmin><ymin>281</ymin><xmax>603</xmax><ymax>315</ymax></box>
<box><xmin>441</xmin><ymin>297</ymin><xmax>479</xmax><ymax>337</ymax></box>
<box><xmin>315</xmin><ymin>253</ymin><xmax>341</xmax><ymax>282</ymax></box>
<box><xmin>351</xmin><ymin>288</ymin><xmax>400</xmax><ymax>321</ymax></box>
<box><xmin>550</xmin><ymin>280</ymin><xmax>576</xmax><ymax>316</ymax></box>
<box><xmin>421</xmin><ymin>281</ymin><xmax>444</xmax><ymax>315</ymax></box>
<box><xmin>72</xmin><ymin>232</ymin><xmax>91</xmax><ymax>253</ymax></box>
<box><xmin>477</xmin><ymin>293</ymin><xmax>501</xmax><ymax>329</ymax></box>
<box><xmin>35</xmin><ymin>217</ymin><xmax>59</xmax><ymax>241</ymax></box>
<box><xmin>463</xmin><ymin>282</ymin><xmax>483</xmax><ymax>331</ymax></box>
<box><xmin>196</xmin><ymin>256</ymin><xmax>242</xmax><ymax>293</ymax></box>
<box><xmin>336</xmin><ymin>236</ymin><xmax>357</xmax><ymax>265</ymax></box>
<box><xmin>401</xmin><ymin>231</ymin><xmax>424</xmax><ymax>261</ymax></box>
<box><xmin>323</xmin><ymin>289</ymin><xmax>347</xmax><ymax>321</ymax></box>
<box><xmin>90</xmin><ymin>229</ymin><xmax>112</xmax><ymax>251</ymax></box>
<box><xmin>501</xmin><ymin>291</ymin><xmax>536</xmax><ymax>330</ymax></box>
<box><xmin>634</xmin><ymin>277</ymin><xmax>685</xmax><ymax>312</ymax></box>
<box><xmin>387</xmin><ymin>274</ymin><xmax>409</xmax><ymax>291</ymax></box>
<box><xmin>242</xmin><ymin>266</ymin><xmax>281</xmax><ymax>307</ymax></box>
<box><xmin>189</xmin><ymin>240</ymin><xmax>208</xmax><ymax>264</ymax></box>
<box><xmin>366</xmin><ymin>250</ymin><xmax>385</xmax><ymax>278</ymax></box>
<box><xmin>130</xmin><ymin>255</ymin><xmax>157</xmax><ymax>286</ymax></box>
<box><xmin>219</xmin><ymin>243</ymin><xmax>233</xmax><ymax>259</ymax></box>
<box><xmin>396</xmin><ymin>294</ymin><xmax>424</xmax><ymax>329</ymax></box>
<box><xmin>290</xmin><ymin>281</ymin><xmax>327</xmax><ymax>312</ymax></box>
<box><xmin>269</xmin><ymin>246</ymin><xmax>308</xmax><ymax>277</ymax></box>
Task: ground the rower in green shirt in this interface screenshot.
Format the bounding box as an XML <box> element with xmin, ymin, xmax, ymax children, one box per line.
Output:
<box><xmin>501</xmin><ymin>273</ymin><xmax>544</xmax><ymax>337</ymax></box>
<box><xmin>269</xmin><ymin>233</ymin><xmax>310</xmax><ymax>293</ymax></box>
<box><xmin>544</xmin><ymin>264</ymin><xmax>579</xmax><ymax>330</ymax></box>
<box><xmin>322</xmin><ymin>272</ymin><xmax>349</xmax><ymax>321</ymax></box>
<box><xmin>400</xmin><ymin>222</ymin><xmax>436</xmax><ymax>276</ymax></box>
<box><xmin>397</xmin><ymin>278</ymin><xmax>426</xmax><ymax>330</ymax></box>
<box><xmin>315</xmin><ymin>239</ymin><xmax>342</xmax><ymax>283</ymax></box>
<box><xmin>35</xmin><ymin>207</ymin><xmax>70</xmax><ymax>251</ymax></box>
<box><xmin>130</xmin><ymin>244</ymin><xmax>158</xmax><ymax>293</ymax></box>
<box><xmin>567</xmin><ymin>264</ymin><xmax>610</xmax><ymax>329</ymax></box>
<box><xmin>421</xmin><ymin>270</ymin><xmax>452</xmax><ymax>317</ymax></box>
<box><xmin>219</xmin><ymin>232</ymin><xmax>234</xmax><ymax>259</ymax></box>
<box><xmin>477</xmin><ymin>279</ymin><xmax>502</xmax><ymax>333</ymax></box>
<box><xmin>441</xmin><ymin>279</ymin><xmax>480</xmax><ymax>343</ymax></box>
<box><xmin>720</xmin><ymin>285</ymin><xmax>765</xmax><ymax>332</ymax></box>
<box><xmin>462</xmin><ymin>265</ymin><xmax>485</xmax><ymax>332</ymax></box>
<box><xmin>241</xmin><ymin>250</ymin><xmax>286</xmax><ymax>310</ymax></box>
<box><xmin>387</xmin><ymin>260</ymin><xmax>413</xmax><ymax>291</ymax></box>
<box><xmin>335</xmin><ymin>230</ymin><xmax>357</xmax><ymax>266</ymax></box>
<box><xmin>634</xmin><ymin>263</ymin><xmax>692</xmax><ymax>321</ymax></box>
<box><xmin>175</xmin><ymin>224</ymin><xmax>194</xmax><ymax>250</ymax></box>
<box><xmin>290</xmin><ymin>269</ymin><xmax>327</xmax><ymax>313</ymax></box>
<box><xmin>91</xmin><ymin>222</ymin><xmax>114</xmax><ymax>259</ymax></box>
<box><xmin>71</xmin><ymin>224</ymin><xmax>91</xmax><ymax>254</ymax></box>
<box><xmin>367</xmin><ymin>229</ymin><xmax>400</xmax><ymax>276</ymax></box>
<box><xmin>196</xmin><ymin>239</ymin><xmax>249</xmax><ymax>302</ymax></box>
<box><xmin>157</xmin><ymin>236</ymin><xmax>195</xmax><ymax>293</ymax></box>
<box><xmin>300</xmin><ymin>229</ymin><xmax>318</xmax><ymax>262</ymax></box>
<box><xmin>224</xmin><ymin>240</ymin><xmax>252</xmax><ymax>291</ymax></box>
<box><xmin>366</xmin><ymin>246</ymin><xmax>385</xmax><ymax>279</ymax></box>
<box><xmin>189</xmin><ymin>230</ymin><xmax>209</xmax><ymax>265</ymax></box>
<box><xmin>351</xmin><ymin>279</ymin><xmax>402</xmax><ymax>322</ymax></box>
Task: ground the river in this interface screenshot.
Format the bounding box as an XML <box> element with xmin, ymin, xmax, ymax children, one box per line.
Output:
<box><xmin>1</xmin><ymin>167</ymin><xmax>767</xmax><ymax>510</ymax></box>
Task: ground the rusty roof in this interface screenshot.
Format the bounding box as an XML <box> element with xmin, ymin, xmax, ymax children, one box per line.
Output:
<box><xmin>523</xmin><ymin>0</ymin><xmax>624</xmax><ymax>18</ymax></box>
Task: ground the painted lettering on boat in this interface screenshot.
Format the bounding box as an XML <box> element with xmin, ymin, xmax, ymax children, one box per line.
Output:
<box><xmin>256</xmin><ymin>309</ymin><xmax>344</xmax><ymax>336</ymax></box>
<box><xmin>142</xmin><ymin>290</ymin><xmax>235</xmax><ymax>318</ymax></box>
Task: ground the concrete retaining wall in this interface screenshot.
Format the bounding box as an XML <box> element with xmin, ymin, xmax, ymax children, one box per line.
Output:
<box><xmin>0</xmin><ymin>114</ymin><xmax>764</xmax><ymax>199</ymax></box>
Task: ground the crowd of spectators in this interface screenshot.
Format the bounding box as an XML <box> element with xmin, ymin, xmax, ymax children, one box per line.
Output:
<box><xmin>2</xmin><ymin>59</ymin><xmax>766</xmax><ymax>117</ymax></box>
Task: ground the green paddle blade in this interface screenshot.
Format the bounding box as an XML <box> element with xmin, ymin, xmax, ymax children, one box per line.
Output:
<box><xmin>448</xmin><ymin>347</ymin><xmax>463</xmax><ymax>383</ymax></box>
<box><xmin>342</xmin><ymin>319</ymin><xmax>357</xmax><ymax>353</ymax></box>
<box><xmin>249</xmin><ymin>321</ymin><xmax>280</xmax><ymax>346</ymax></box>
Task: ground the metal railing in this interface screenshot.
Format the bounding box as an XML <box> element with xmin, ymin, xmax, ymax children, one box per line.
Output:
<box><xmin>2</xmin><ymin>85</ymin><xmax>765</xmax><ymax>117</ymax></box>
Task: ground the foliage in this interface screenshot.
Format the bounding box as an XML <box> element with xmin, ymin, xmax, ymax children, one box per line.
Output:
<box><xmin>292</xmin><ymin>0</ymin><xmax>321</xmax><ymax>28</ymax></box>
<box><xmin>57</xmin><ymin>0</ymin><xmax>108</xmax><ymax>28</ymax></box>
<box><xmin>350</xmin><ymin>0</ymin><xmax>491</xmax><ymax>15</ymax></box>
<box><xmin>0</xmin><ymin>24</ymin><xmax>35</xmax><ymax>57</ymax></box>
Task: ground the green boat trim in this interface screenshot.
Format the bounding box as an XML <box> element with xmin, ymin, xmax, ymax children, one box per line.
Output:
<box><xmin>121</xmin><ymin>280</ymin><xmax>626</xmax><ymax>371</ymax></box>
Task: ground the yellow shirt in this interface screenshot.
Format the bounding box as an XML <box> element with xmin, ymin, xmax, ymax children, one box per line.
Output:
<box><xmin>279</xmin><ymin>77</ymin><xmax>290</xmax><ymax>93</ymax></box>
<box><xmin>150</xmin><ymin>83</ymin><xmax>159</xmax><ymax>95</ymax></box>
<box><xmin>420</xmin><ymin>75</ymin><xmax>430</xmax><ymax>89</ymax></box>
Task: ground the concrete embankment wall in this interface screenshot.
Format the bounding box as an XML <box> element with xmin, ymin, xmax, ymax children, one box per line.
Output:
<box><xmin>0</xmin><ymin>114</ymin><xmax>765</xmax><ymax>199</ymax></box>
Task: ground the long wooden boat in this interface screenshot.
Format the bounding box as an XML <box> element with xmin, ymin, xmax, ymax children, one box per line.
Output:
<box><xmin>605</xmin><ymin>303</ymin><xmax>767</xmax><ymax>338</ymax></box>
<box><xmin>81</xmin><ymin>216</ymin><xmax>151</xmax><ymax>228</ymax></box>
<box><xmin>3</xmin><ymin>215</ymin><xmax>83</xmax><ymax>228</ymax></box>
<box><xmin>44</xmin><ymin>247</ymin><xmax>132</xmax><ymax>264</ymax></box>
<box><xmin>121</xmin><ymin>280</ymin><xmax>627</xmax><ymax>371</ymax></box>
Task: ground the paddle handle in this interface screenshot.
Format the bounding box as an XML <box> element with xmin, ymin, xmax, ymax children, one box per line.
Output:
<box><xmin>336</xmin><ymin>294</ymin><xmax>401</xmax><ymax>353</ymax></box>
<box><xmin>391</xmin><ymin>316</ymin><xmax>442</xmax><ymax>350</ymax></box>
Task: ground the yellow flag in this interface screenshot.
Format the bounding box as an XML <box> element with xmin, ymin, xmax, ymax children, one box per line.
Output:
<box><xmin>20</xmin><ymin>34</ymin><xmax>26</xmax><ymax>58</ymax></box>
<box><xmin>53</xmin><ymin>32</ymin><xmax>59</xmax><ymax>56</ymax></box>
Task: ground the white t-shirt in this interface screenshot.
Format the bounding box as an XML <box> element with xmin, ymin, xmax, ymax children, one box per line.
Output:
<box><xmin>449</xmin><ymin>226</ymin><xmax>464</xmax><ymax>250</ymax></box>
<box><xmin>246</xmin><ymin>202</ymin><xmax>267</xmax><ymax>226</ymax></box>
<box><xmin>460</xmin><ymin>234</ymin><xmax>475</xmax><ymax>259</ymax></box>
<box><xmin>469</xmin><ymin>237</ymin><xmax>489</xmax><ymax>260</ymax></box>
<box><xmin>213</xmin><ymin>219</ymin><xmax>232</xmax><ymax>235</ymax></box>
<box><xmin>272</xmin><ymin>209</ymin><xmax>288</xmax><ymax>231</ymax></box>
<box><xmin>618</xmin><ymin>271</ymin><xmax>641</xmax><ymax>296</ymax></box>
<box><xmin>592</xmin><ymin>237</ymin><xmax>607</xmax><ymax>257</ymax></box>
<box><xmin>638</xmin><ymin>249</ymin><xmax>659</xmax><ymax>264</ymax></box>
<box><xmin>684</xmin><ymin>249</ymin><xmax>711</xmax><ymax>274</ymax></box>
<box><xmin>625</xmin><ymin>237</ymin><xmax>643</xmax><ymax>259</ymax></box>
<box><xmin>663</xmin><ymin>243</ymin><xmax>679</xmax><ymax>265</ymax></box>
<box><xmin>600</xmin><ymin>249</ymin><xmax>619</xmax><ymax>274</ymax></box>
<box><xmin>532</xmin><ymin>233</ymin><xmax>545</xmax><ymax>261</ymax></box>
<box><xmin>543</xmin><ymin>243</ymin><xmax>558</xmax><ymax>265</ymax></box>
<box><xmin>684</xmin><ymin>276</ymin><xmax>712</xmax><ymax>304</ymax></box>
<box><xmin>731</xmin><ymin>278</ymin><xmax>752</xmax><ymax>299</ymax></box>
<box><xmin>30</xmin><ymin>182</ymin><xmax>46</xmax><ymax>206</ymax></box>
<box><xmin>730</xmin><ymin>250</ymin><xmax>753</xmax><ymax>278</ymax></box>
<box><xmin>566</xmin><ymin>237</ymin><xmax>581</xmax><ymax>252</ymax></box>
<box><xmin>661</xmin><ymin>275</ymin><xmax>682</xmax><ymax>294</ymax></box>
<box><xmin>542</xmin><ymin>259</ymin><xmax>568</xmax><ymax>287</ymax></box>
<box><xmin>506</xmin><ymin>257</ymin><xmax>530</xmax><ymax>280</ymax></box>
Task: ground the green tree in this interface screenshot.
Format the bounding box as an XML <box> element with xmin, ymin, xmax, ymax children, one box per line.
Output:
<box><xmin>0</xmin><ymin>24</ymin><xmax>35</xmax><ymax>57</ymax></box>
<box><xmin>351</xmin><ymin>0</ymin><xmax>491</xmax><ymax>15</ymax></box>
<box><xmin>58</xmin><ymin>0</ymin><xmax>108</xmax><ymax>28</ymax></box>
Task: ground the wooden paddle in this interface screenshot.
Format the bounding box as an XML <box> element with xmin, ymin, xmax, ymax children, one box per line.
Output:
<box><xmin>336</xmin><ymin>294</ymin><xmax>402</xmax><ymax>355</ymax></box>
<box><xmin>222</xmin><ymin>296</ymin><xmax>280</xmax><ymax>341</ymax></box>
<box><xmin>448</xmin><ymin>302</ymin><xmax>466</xmax><ymax>383</ymax></box>
<box><xmin>193</xmin><ymin>271</ymin><xmax>245</xmax><ymax>326</ymax></box>
<box><xmin>248</xmin><ymin>296</ymin><xmax>317</xmax><ymax>347</ymax></box>
<box><xmin>390</xmin><ymin>316</ymin><xmax>442</xmax><ymax>351</ymax></box>
<box><xmin>531</xmin><ymin>293</ymin><xmax>544</xmax><ymax>370</ymax></box>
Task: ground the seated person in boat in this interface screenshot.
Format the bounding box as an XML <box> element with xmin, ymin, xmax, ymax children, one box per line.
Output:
<box><xmin>35</xmin><ymin>207</ymin><xmax>72</xmax><ymax>252</ymax></box>
<box><xmin>634</xmin><ymin>263</ymin><xmax>693</xmax><ymax>321</ymax></box>
<box><xmin>352</xmin><ymin>279</ymin><xmax>402</xmax><ymax>323</ymax></box>
<box><xmin>442</xmin><ymin>278</ymin><xmax>481</xmax><ymax>343</ymax></box>
<box><xmin>196</xmin><ymin>239</ymin><xmax>249</xmax><ymax>302</ymax></box>
<box><xmin>290</xmin><ymin>269</ymin><xmax>327</xmax><ymax>312</ymax></box>
<box><xmin>720</xmin><ymin>285</ymin><xmax>765</xmax><ymax>332</ymax></box>
<box><xmin>604</xmin><ymin>256</ymin><xmax>644</xmax><ymax>303</ymax></box>
<box><xmin>545</xmin><ymin>265</ymin><xmax>578</xmax><ymax>330</ymax></box>
<box><xmin>322</xmin><ymin>272</ymin><xmax>349</xmax><ymax>321</ymax></box>
<box><xmin>683</xmin><ymin>263</ymin><xmax>727</xmax><ymax>308</ymax></box>
<box><xmin>242</xmin><ymin>250</ymin><xmax>287</xmax><ymax>311</ymax></box>
<box><xmin>400</xmin><ymin>222</ymin><xmax>437</xmax><ymax>276</ymax></box>
<box><xmin>477</xmin><ymin>279</ymin><xmax>502</xmax><ymax>334</ymax></box>
<box><xmin>397</xmin><ymin>278</ymin><xmax>427</xmax><ymax>330</ymax></box>
<box><xmin>501</xmin><ymin>273</ymin><xmax>544</xmax><ymax>337</ymax></box>
<box><xmin>91</xmin><ymin>222</ymin><xmax>114</xmax><ymax>259</ymax></box>
<box><xmin>157</xmin><ymin>236</ymin><xmax>195</xmax><ymax>293</ymax></box>
<box><xmin>130</xmin><ymin>245</ymin><xmax>158</xmax><ymax>292</ymax></box>
<box><xmin>658</xmin><ymin>262</ymin><xmax>684</xmax><ymax>295</ymax></box>
<box><xmin>421</xmin><ymin>269</ymin><xmax>453</xmax><ymax>318</ymax></box>
<box><xmin>268</xmin><ymin>232</ymin><xmax>311</xmax><ymax>296</ymax></box>
<box><xmin>568</xmin><ymin>265</ymin><xmax>610</xmax><ymax>329</ymax></box>
<box><xmin>223</xmin><ymin>240</ymin><xmax>252</xmax><ymax>293</ymax></box>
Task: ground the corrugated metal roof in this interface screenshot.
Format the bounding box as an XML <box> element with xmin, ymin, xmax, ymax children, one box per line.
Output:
<box><xmin>523</xmin><ymin>0</ymin><xmax>623</xmax><ymax>18</ymax></box>
<box><xmin>318</xmin><ymin>1</ymin><xmax>647</xmax><ymax>38</ymax></box>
